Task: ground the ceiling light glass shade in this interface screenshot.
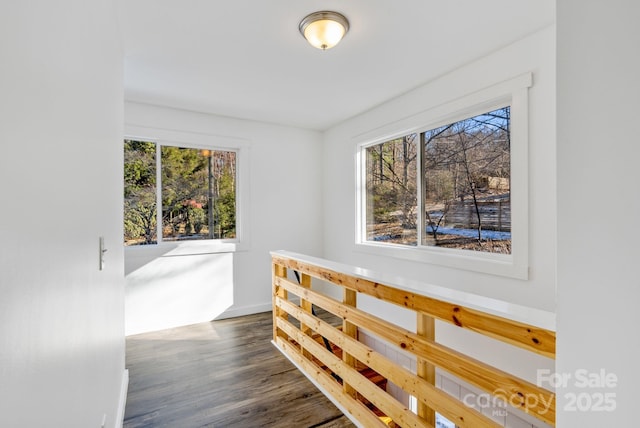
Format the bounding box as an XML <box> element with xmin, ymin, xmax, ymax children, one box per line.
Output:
<box><xmin>299</xmin><ymin>11</ymin><xmax>349</xmax><ymax>50</ymax></box>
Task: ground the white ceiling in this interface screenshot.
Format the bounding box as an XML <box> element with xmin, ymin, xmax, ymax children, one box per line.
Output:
<box><xmin>119</xmin><ymin>1</ymin><xmax>555</xmax><ymax>131</ymax></box>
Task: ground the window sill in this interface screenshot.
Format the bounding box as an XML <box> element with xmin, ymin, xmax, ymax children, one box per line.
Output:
<box><xmin>354</xmin><ymin>241</ymin><xmax>528</xmax><ymax>280</ymax></box>
<box><xmin>125</xmin><ymin>239</ymin><xmax>248</xmax><ymax>257</ymax></box>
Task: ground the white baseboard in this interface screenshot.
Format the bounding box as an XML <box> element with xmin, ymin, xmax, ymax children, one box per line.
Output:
<box><xmin>216</xmin><ymin>297</ymin><xmax>304</xmax><ymax>320</ymax></box>
<box><xmin>215</xmin><ymin>302</ymin><xmax>272</xmax><ymax>320</ymax></box>
<box><xmin>115</xmin><ymin>369</ymin><xmax>129</xmax><ymax>428</ymax></box>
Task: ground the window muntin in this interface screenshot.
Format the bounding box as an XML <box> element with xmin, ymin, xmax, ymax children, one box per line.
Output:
<box><xmin>363</xmin><ymin>107</ymin><xmax>511</xmax><ymax>255</ymax></box>
<box><xmin>124</xmin><ymin>140</ymin><xmax>237</xmax><ymax>246</ymax></box>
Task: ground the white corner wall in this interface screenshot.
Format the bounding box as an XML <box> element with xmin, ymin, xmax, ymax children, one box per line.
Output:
<box><xmin>124</xmin><ymin>102</ymin><xmax>323</xmax><ymax>335</ymax></box>
<box><xmin>557</xmin><ymin>1</ymin><xmax>639</xmax><ymax>425</ymax></box>
<box><xmin>0</xmin><ymin>2</ymin><xmax>126</xmax><ymax>428</ymax></box>
<box><xmin>323</xmin><ymin>26</ymin><xmax>556</xmax><ymax>312</ymax></box>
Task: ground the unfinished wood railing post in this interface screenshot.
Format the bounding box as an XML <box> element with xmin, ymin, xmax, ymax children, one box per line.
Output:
<box><xmin>272</xmin><ymin>262</ymin><xmax>288</xmax><ymax>342</ymax></box>
<box><xmin>343</xmin><ymin>287</ymin><xmax>358</xmax><ymax>397</ymax></box>
<box><xmin>417</xmin><ymin>313</ymin><xmax>436</xmax><ymax>425</ymax></box>
<box><xmin>299</xmin><ymin>273</ymin><xmax>313</xmax><ymax>357</ymax></box>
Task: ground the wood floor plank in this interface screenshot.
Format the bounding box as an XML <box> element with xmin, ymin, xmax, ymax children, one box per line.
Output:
<box><xmin>124</xmin><ymin>311</ymin><xmax>355</xmax><ymax>428</ymax></box>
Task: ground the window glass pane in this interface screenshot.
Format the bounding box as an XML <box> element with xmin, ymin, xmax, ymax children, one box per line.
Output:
<box><xmin>365</xmin><ymin>134</ymin><xmax>418</xmax><ymax>246</ymax></box>
<box><xmin>124</xmin><ymin>140</ymin><xmax>157</xmax><ymax>246</ymax></box>
<box><xmin>161</xmin><ymin>147</ymin><xmax>236</xmax><ymax>242</ymax></box>
<box><xmin>423</xmin><ymin>107</ymin><xmax>511</xmax><ymax>253</ymax></box>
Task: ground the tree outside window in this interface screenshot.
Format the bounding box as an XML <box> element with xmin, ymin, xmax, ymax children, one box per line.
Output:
<box><xmin>124</xmin><ymin>140</ymin><xmax>236</xmax><ymax>246</ymax></box>
<box><xmin>364</xmin><ymin>107</ymin><xmax>511</xmax><ymax>254</ymax></box>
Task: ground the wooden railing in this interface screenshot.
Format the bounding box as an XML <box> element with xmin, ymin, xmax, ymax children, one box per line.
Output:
<box><xmin>271</xmin><ymin>251</ymin><xmax>556</xmax><ymax>428</ymax></box>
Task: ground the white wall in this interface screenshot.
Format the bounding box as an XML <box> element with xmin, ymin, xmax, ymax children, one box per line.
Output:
<box><xmin>323</xmin><ymin>26</ymin><xmax>556</xmax><ymax>312</ymax></box>
<box><xmin>0</xmin><ymin>2</ymin><xmax>126</xmax><ymax>428</ymax></box>
<box><xmin>557</xmin><ymin>2</ymin><xmax>640</xmax><ymax>426</ymax></box>
<box><xmin>124</xmin><ymin>102</ymin><xmax>323</xmax><ymax>335</ymax></box>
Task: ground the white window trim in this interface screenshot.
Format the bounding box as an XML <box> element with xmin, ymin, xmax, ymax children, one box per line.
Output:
<box><xmin>354</xmin><ymin>73</ymin><xmax>531</xmax><ymax>279</ymax></box>
<box><xmin>124</xmin><ymin>124</ymin><xmax>251</xmax><ymax>256</ymax></box>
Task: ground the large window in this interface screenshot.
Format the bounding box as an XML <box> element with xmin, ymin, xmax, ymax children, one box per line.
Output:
<box><xmin>364</xmin><ymin>107</ymin><xmax>511</xmax><ymax>254</ymax></box>
<box><xmin>355</xmin><ymin>71</ymin><xmax>533</xmax><ymax>280</ymax></box>
<box><xmin>124</xmin><ymin>140</ymin><xmax>237</xmax><ymax>246</ymax></box>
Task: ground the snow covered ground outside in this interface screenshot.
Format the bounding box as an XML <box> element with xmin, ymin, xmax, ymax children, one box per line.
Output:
<box><xmin>426</xmin><ymin>226</ymin><xmax>511</xmax><ymax>240</ymax></box>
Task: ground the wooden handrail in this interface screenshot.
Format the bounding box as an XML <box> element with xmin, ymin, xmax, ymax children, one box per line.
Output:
<box><xmin>271</xmin><ymin>251</ymin><xmax>556</xmax><ymax>428</ymax></box>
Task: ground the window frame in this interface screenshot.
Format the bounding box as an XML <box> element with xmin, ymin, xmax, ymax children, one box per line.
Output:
<box><xmin>124</xmin><ymin>124</ymin><xmax>250</xmax><ymax>255</ymax></box>
<box><xmin>355</xmin><ymin>73</ymin><xmax>531</xmax><ymax>279</ymax></box>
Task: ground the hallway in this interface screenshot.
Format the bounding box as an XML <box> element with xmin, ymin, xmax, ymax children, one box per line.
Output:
<box><xmin>124</xmin><ymin>312</ymin><xmax>354</xmax><ymax>427</ymax></box>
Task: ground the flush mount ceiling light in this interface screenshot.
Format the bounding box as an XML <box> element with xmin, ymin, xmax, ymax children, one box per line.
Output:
<box><xmin>299</xmin><ymin>11</ymin><xmax>350</xmax><ymax>50</ymax></box>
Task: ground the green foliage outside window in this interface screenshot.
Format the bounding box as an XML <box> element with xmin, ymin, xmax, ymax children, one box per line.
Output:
<box><xmin>124</xmin><ymin>140</ymin><xmax>157</xmax><ymax>245</ymax></box>
<box><xmin>124</xmin><ymin>140</ymin><xmax>236</xmax><ymax>246</ymax></box>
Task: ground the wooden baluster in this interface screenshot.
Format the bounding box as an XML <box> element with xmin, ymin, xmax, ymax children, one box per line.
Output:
<box><xmin>343</xmin><ymin>288</ymin><xmax>358</xmax><ymax>397</ymax></box>
<box><xmin>272</xmin><ymin>262</ymin><xmax>288</xmax><ymax>342</ymax></box>
<box><xmin>417</xmin><ymin>313</ymin><xmax>436</xmax><ymax>425</ymax></box>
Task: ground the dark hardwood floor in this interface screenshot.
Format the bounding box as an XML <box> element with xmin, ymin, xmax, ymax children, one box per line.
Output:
<box><xmin>124</xmin><ymin>311</ymin><xmax>355</xmax><ymax>428</ymax></box>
